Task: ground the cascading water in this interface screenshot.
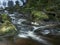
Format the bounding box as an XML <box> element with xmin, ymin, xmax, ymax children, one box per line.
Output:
<box><xmin>17</xmin><ymin>26</ymin><xmax>52</xmax><ymax>45</ymax></box>
<box><xmin>8</xmin><ymin>13</ymin><xmax>60</xmax><ymax>45</ymax></box>
<box><xmin>9</xmin><ymin>14</ymin><xmax>52</xmax><ymax>45</ymax></box>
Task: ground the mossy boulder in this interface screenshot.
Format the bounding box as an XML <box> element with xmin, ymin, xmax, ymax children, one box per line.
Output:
<box><xmin>0</xmin><ymin>21</ymin><xmax>17</xmax><ymax>36</ymax></box>
<box><xmin>32</xmin><ymin>10</ymin><xmax>49</xmax><ymax>21</ymax></box>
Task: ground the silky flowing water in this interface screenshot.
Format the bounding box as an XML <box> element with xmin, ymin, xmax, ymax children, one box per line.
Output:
<box><xmin>0</xmin><ymin>14</ymin><xmax>60</xmax><ymax>45</ymax></box>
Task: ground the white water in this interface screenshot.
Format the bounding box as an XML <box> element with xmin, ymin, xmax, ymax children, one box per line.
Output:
<box><xmin>18</xmin><ymin>30</ymin><xmax>52</xmax><ymax>45</ymax></box>
<box><xmin>10</xmin><ymin>14</ymin><xmax>52</xmax><ymax>45</ymax></box>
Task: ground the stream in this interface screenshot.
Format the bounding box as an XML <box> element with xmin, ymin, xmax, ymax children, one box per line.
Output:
<box><xmin>10</xmin><ymin>13</ymin><xmax>60</xmax><ymax>45</ymax></box>
<box><xmin>0</xmin><ymin>13</ymin><xmax>60</xmax><ymax>45</ymax></box>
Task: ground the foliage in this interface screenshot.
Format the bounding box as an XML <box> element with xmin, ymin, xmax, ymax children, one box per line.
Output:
<box><xmin>32</xmin><ymin>10</ymin><xmax>48</xmax><ymax>21</ymax></box>
<box><xmin>1</xmin><ymin>14</ymin><xmax>11</xmax><ymax>22</ymax></box>
<box><xmin>6</xmin><ymin>0</ymin><xmax>60</xmax><ymax>21</ymax></box>
<box><xmin>0</xmin><ymin>14</ymin><xmax>17</xmax><ymax>36</ymax></box>
<box><xmin>0</xmin><ymin>21</ymin><xmax>17</xmax><ymax>36</ymax></box>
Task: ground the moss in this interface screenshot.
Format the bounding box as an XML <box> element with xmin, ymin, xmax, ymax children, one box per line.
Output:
<box><xmin>32</xmin><ymin>10</ymin><xmax>49</xmax><ymax>21</ymax></box>
<box><xmin>1</xmin><ymin>14</ymin><xmax>11</xmax><ymax>22</ymax></box>
<box><xmin>0</xmin><ymin>21</ymin><xmax>17</xmax><ymax>36</ymax></box>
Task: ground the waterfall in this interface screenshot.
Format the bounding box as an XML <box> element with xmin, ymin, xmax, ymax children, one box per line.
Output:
<box><xmin>0</xmin><ymin>0</ymin><xmax>26</xmax><ymax>8</ymax></box>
